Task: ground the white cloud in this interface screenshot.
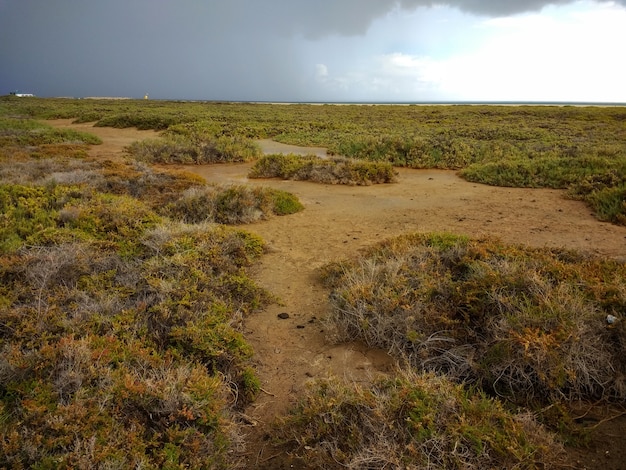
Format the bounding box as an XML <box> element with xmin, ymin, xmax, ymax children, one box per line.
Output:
<box><xmin>315</xmin><ymin>63</ymin><xmax>329</xmax><ymax>81</ymax></box>
<box><xmin>309</xmin><ymin>2</ymin><xmax>626</xmax><ymax>102</ymax></box>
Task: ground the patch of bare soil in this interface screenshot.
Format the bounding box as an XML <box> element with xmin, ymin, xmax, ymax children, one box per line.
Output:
<box><xmin>49</xmin><ymin>120</ymin><xmax>626</xmax><ymax>469</ymax></box>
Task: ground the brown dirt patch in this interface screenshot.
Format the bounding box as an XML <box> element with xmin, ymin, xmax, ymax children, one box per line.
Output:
<box><xmin>48</xmin><ymin>119</ymin><xmax>626</xmax><ymax>469</ymax></box>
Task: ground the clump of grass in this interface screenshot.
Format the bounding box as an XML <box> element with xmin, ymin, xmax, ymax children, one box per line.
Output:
<box><xmin>277</xmin><ymin>370</ymin><xmax>563</xmax><ymax>469</ymax></box>
<box><xmin>164</xmin><ymin>184</ymin><xmax>304</xmax><ymax>224</ymax></box>
<box><xmin>94</xmin><ymin>112</ymin><xmax>194</xmax><ymax>130</ymax></box>
<box><xmin>567</xmin><ymin>169</ymin><xmax>626</xmax><ymax>225</ymax></box>
<box><xmin>322</xmin><ymin>233</ymin><xmax>626</xmax><ymax>405</ymax></box>
<box><xmin>249</xmin><ymin>153</ymin><xmax>397</xmax><ymax>185</ymax></box>
<box><xmin>127</xmin><ymin>135</ymin><xmax>261</xmax><ymax>164</ymax></box>
<box><xmin>332</xmin><ymin>133</ymin><xmax>478</xmax><ymax>169</ymax></box>
<box><xmin>0</xmin><ymin>117</ymin><xmax>101</xmax><ymax>146</ymax></box>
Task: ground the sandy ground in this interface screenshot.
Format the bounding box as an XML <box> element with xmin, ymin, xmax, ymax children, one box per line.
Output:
<box><xmin>49</xmin><ymin>120</ymin><xmax>626</xmax><ymax>469</ymax></box>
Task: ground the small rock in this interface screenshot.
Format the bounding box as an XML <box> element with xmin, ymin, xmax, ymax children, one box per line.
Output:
<box><xmin>296</xmin><ymin>325</ymin><xmax>305</xmax><ymax>329</ymax></box>
<box><xmin>277</xmin><ymin>312</ymin><xmax>290</xmax><ymax>320</ymax></box>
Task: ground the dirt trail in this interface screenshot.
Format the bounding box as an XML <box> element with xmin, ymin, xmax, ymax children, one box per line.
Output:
<box><xmin>49</xmin><ymin>120</ymin><xmax>626</xmax><ymax>469</ymax></box>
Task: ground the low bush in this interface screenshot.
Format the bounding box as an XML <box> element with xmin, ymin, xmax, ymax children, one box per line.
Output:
<box><xmin>96</xmin><ymin>160</ymin><xmax>205</xmax><ymax>208</ymax></box>
<box><xmin>0</xmin><ymin>117</ymin><xmax>101</xmax><ymax>147</ymax></box>
<box><xmin>568</xmin><ymin>169</ymin><xmax>626</xmax><ymax>225</ymax></box>
<box><xmin>164</xmin><ymin>184</ymin><xmax>304</xmax><ymax>224</ymax></box>
<box><xmin>331</xmin><ymin>133</ymin><xmax>478</xmax><ymax>169</ymax></box>
<box><xmin>94</xmin><ymin>112</ymin><xmax>193</xmax><ymax>130</ymax></box>
<box><xmin>249</xmin><ymin>153</ymin><xmax>397</xmax><ymax>185</ymax></box>
<box><xmin>322</xmin><ymin>233</ymin><xmax>626</xmax><ymax>405</ymax></box>
<box><xmin>460</xmin><ymin>155</ymin><xmax>626</xmax><ymax>189</ymax></box>
<box><xmin>585</xmin><ymin>184</ymin><xmax>626</xmax><ymax>224</ymax></box>
<box><xmin>127</xmin><ymin>135</ymin><xmax>261</xmax><ymax>164</ymax></box>
<box><xmin>277</xmin><ymin>370</ymin><xmax>563</xmax><ymax>469</ymax></box>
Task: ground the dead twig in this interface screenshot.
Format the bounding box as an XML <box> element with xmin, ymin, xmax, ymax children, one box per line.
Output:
<box><xmin>260</xmin><ymin>387</ymin><xmax>275</xmax><ymax>397</ymax></box>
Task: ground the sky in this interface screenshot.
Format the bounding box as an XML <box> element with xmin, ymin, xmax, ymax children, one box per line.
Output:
<box><xmin>1</xmin><ymin>0</ymin><xmax>625</xmax><ymax>102</ymax></box>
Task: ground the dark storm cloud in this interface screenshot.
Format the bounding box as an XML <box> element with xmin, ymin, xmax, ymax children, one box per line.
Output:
<box><xmin>0</xmin><ymin>0</ymin><xmax>624</xmax><ymax>100</ymax></box>
<box><xmin>224</xmin><ymin>0</ymin><xmax>626</xmax><ymax>38</ymax></box>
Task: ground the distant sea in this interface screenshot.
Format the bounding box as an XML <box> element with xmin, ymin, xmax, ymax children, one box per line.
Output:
<box><xmin>249</xmin><ymin>100</ymin><xmax>626</xmax><ymax>107</ymax></box>
<box><xmin>73</xmin><ymin>97</ymin><xmax>626</xmax><ymax>106</ymax></box>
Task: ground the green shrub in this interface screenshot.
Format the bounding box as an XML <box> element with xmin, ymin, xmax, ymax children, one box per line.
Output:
<box><xmin>586</xmin><ymin>184</ymin><xmax>626</xmax><ymax>224</ymax></box>
<box><xmin>568</xmin><ymin>170</ymin><xmax>626</xmax><ymax>224</ymax></box>
<box><xmin>322</xmin><ymin>233</ymin><xmax>626</xmax><ymax>404</ymax></box>
<box><xmin>95</xmin><ymin>112</ymin><xmax>192</xmax><ymax>130</ymax></box>
<box><xmin>277</xmin><ymin>371</ymin><xmax>563</xmax><ymax>469</ymax></box>
<box><xmin>460</xmin><ymin>156</ymin><xmax>623</xmax><ymax>189</ymax></box>
<box><xmin>332</xmin><ymin>133</ymin><xmax>478</xmax><ymax>169</ymax></box>
<box><xmin>164</xmin><ymin>184</ymin><xmax>304</xmax><ymax>224</ymax></box>
<box><xmin>269</xmin><ymin>189</ymin><xmax>304</xmax><ymax>215</ymax></box>
<box><xmin>0</xmin><ymin>118</ymin><xmax>101</xmax><ymax>146</ymax></box>
<box><xmin>127</xmin><ymin>135</ymin><xmax>261</xmax><ymax>164</ymax></box>
<box><xmin>249</xmin><ymin>153</ymin><xmax>397</xmax><ymax>185</ymax></box>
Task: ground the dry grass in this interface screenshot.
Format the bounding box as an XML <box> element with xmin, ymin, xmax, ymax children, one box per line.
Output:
<box><xmin>276</xmin><ymin>370</ymin><xmax>564</xmax><ymax>469</ymax></box>
<box><xmin>249</xmin><ymin>153</ymin><xmax>398</xmax><ymax>185</ymax></box>
<box><xmin>321</xmin><ymin>233</ymin><xmax>626</xmax><ymax>405</ymax></box>
<box><xmin>164</xmin><ymin>184</ymin><xmax>304</xmax><ymax>224</ymax></box>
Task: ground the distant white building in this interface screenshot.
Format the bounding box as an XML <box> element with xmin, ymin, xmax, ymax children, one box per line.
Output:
<box><xmin>10</xmin><ymin>91</ymin><xmax>35</xmax><ymax>97</ymax></box>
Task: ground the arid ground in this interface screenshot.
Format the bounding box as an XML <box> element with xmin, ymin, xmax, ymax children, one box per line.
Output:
<box><xmin>50</xmin><ymin>120</ymin><xmax>626</xmax><ymax>469</ymax></box>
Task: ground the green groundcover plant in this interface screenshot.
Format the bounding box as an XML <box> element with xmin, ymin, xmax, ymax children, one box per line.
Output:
<box><xmin>276</xmin><ymin>371</ymin><xmax>564</xmax><ymax>469</ymax></box>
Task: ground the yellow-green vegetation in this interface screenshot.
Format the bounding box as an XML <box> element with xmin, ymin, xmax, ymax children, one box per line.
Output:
<box><xmin>2</xmin><ymin>96</ymin><xmax>624</xmax><ymax>223</ymax></box>
<box><xmin>249</xmin><ymin>153</ymin><xmax>398</xmax><ymax>185</ymax></box>
<box><xmin>305</xmin><ymin>233</ymin><xmax>626</xmax><ymax>466</ymax></box>
<box><xmin>322</xmin><ymin>233</ymin><xmax>626</xmax><ymax>405</ymax></box>
<box><xmin>127</xmin><ymin>135</ymin><xmax>261</xmax><ymax>164</ymax></box>
<box><xmin>2</xmin><ymin>96</ymin><xmax>625</xmax><ymax>467</ymax></box>
<box><xmin>277</xmin><ymin>371</ymin><xmax>563</xmax><ymax>469</ymax></box>
<box><xmin>0</xmin><ymin>113</ymin><xmax>307</xmax><ymax>468</ymax></box>
<box><xmin>0</xmin><ymin>117</ymin><xmax>102</xmax><ymax>147</ymax></box>
<box><xmin>165</xmin><ymin>184</ymin><xmax>304</xmax><ymax>224</ymax></box>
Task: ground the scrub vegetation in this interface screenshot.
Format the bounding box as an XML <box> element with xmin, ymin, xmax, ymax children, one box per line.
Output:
<box><xmin>276</xmin><ymin>371</ymin><xmax>563</xmax><ymax>469</ymax></box>
<box><xmin>1</xmin><ymin>96</ymin><xmax>625</xmax><ymax>468</ymax></box>
<box><xmin>249</xmin><ymin>153</ymin><xmax>398</xmax><ymax>185</ymax></box>
<box><xmin>321</xmin><ymin>233</ymin><xmax>626</xmax><ymax>405</ymax></box>
<box><xmin>2</xmin><ymin>96</ymin><xmax>625</xmax><ymax>223</ymax></box>
<box><xmin>0</xmin><ymin>109</ymin><xmax>304</xmax><ymax>468</ymax></box>
<box><xmin>274</xmin><ymin>232</ymin><xmax>626</xmax><ymax>468</ymax></box>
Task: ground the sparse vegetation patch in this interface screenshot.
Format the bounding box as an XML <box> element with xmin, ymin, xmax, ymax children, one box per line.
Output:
<box><xmin>249</xmin><ymin>153</ymin><xmax>398</xmax><ymax>185</ymax></box>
